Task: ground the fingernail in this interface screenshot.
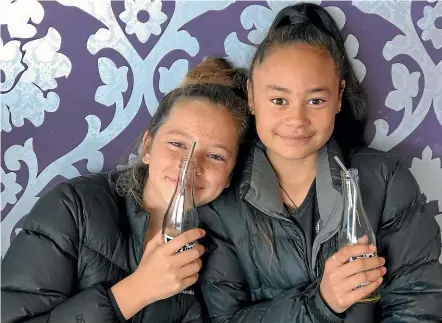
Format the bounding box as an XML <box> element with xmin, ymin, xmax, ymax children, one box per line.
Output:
<box><xmin>200</xmin><ymin>229</ymin><xmax>206</xmax><ymax>236</ymax></box>
<box><xmin>370</xmin><ymin>245</ymin><xmax>376</xmax><ymax>252</ymax></box>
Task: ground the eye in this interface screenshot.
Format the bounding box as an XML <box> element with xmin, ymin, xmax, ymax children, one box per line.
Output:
<box><xmin>207</xmin><ymin>154</ymin><xmax>226</xmax><ymax>162</ymax></box>
<box><xmin>169</xmin><ymin>141</ymin><xmax>186</xmax><ymax>149</ymax></box>
<box><xmin>308</xmin><ymin>99</ymin><xmax>325</xmax><ymax>106</ymax></box>
<box><xmin>271</xmin><ymin>98</ymin><xmax>288</xmax><ymax>106</ymax></box>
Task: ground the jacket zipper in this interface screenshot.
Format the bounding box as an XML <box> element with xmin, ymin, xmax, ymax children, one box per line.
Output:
<box><xmin>244</xmin><ymin>197</ymin><xmax>316</xmax><ymax>282</ymax></box>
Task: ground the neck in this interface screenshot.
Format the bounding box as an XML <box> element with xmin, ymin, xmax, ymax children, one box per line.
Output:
<box><xmin>266</xmin><ymin>150</ymin><xmax>317</xmax><ymax>189</ymax></box>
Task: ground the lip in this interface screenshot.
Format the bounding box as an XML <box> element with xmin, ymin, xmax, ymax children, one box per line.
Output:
<box><xmin>277</xmin><ymin>134</ymin><xmax>313</xmax><ymax>146</ymax></box>
<box><xmin>166</xmin><ymin>176</ymin><xmax>204</xmax><ymax>190</ymax></box>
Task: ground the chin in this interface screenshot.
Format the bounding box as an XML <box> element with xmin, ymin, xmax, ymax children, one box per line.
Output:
<box><xmin>273</xmin><ymin>143</ymin><xmax>319</xmax><ymax>161</ymax></box>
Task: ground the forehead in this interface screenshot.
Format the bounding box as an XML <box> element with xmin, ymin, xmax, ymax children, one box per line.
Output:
<box><xmin>253</xmin><ymin>43</ymin><xmax>339</xmax><ymax>88</ymax></box>
<box><xmin>160</xmin><ymin>98</ymin><xmax>238</xmax><ymax>143</ymax></box>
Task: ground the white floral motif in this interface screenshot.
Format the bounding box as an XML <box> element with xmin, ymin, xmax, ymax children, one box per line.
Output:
<box><xmin>158</xmin><ymin>59</ymin><xmax>189</xmax><ymax>94</ymax></box>
<box><xmin>409</xmin><ymin>146</ymin><xmax>442</xmax><ymax>211</ymax></box>
<box><xmin>0</xmin><ymin>7</ymin><xmax>71</xmax><ymax>133</ymax></box>
<box><xmin>21</xmin><ymin>28</ymin><xmax>72</xmax><ymax>91</ymax></box>
<box><xmin>95</xmin><ymin>58</ymin><xmax>129</xmax><ymax>107</ymax></box>
<box><xmin>385</xmin><ymin>63</ymin><xmax>420</xmax><ymax>113</ymax></box>
<box><xmin>345</xmin><ymin>34</ymin><xmax>366</xmax><ymax>83</ymax></box>
<box><xmin>0</xmin><ymin>168</ymin><xmax>22</xmax><ymax>211</ymax></box>
<box><xmin>2</xmin><ymin>82</ymin><xmax>60</xmax><ymax>129</ymax></box>
<box><xmin>353</xmin><ymin>1</ymin><xmax>441</xmax><ymax>153</ymax></box>
<box><xmin>1</xmin><ymin>104</ymin><xmax>12</xmax><ymax>132</ymax></box>
<box><xmin>0</xmin><ymin>0</ymin><xmax>44</xmax><ymax>39</ymax></box>
<box><xmin>417</xmin><ymin>2</ymin><xmax>442</xmax><ymax>50</ymax></box>
<box><xmin>0</xmin><ymin>40</ymin><xmax>25</xmax><ymax>92</ymax></box>
<box><xmin>119</xmin><ymin>0</ymin><xmax>167</xmax><ymax>43</ymax></box>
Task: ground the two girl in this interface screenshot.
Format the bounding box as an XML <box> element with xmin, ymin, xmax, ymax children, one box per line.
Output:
<box><xmin>3</xmin><ymin>3</ymin><xmax>441</xmax><ymax>323</ymax></box>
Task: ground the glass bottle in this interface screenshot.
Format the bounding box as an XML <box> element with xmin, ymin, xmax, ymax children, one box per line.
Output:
<box><xmin>162</xmin><ymin>157</ymin><xmax>199</xmax><ymax>253</ymax></box>
<box><xmin>337</xmin><ymin>168</ymin><xmax>380</xmax><ymax>303</ymax></box>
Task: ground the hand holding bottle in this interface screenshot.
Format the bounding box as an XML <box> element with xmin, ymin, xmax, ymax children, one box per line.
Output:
<box><xmin>319</xmin><ymin>244</ymin><xmax>386</xmax><ymax>314</ymax></box>
<box><xmin>111</xmin><ymin>229</ymin><xmax>205</xmax><ymax>319</ymax></box>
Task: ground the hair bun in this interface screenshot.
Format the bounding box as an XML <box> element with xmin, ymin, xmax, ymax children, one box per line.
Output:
<box><xmin>271</xmin><ymin>6</ymin><xmax>309</xmax><ymax>30</ymax></box>
<box><xmin>270</xmin><ymin>3</ymin><xmax>333</xmax><ymax>39</ymax></box>
<box><xmin>182</xmin><ymin>57</ymin><xmax>246</xmax><ymax>88</ymax></box>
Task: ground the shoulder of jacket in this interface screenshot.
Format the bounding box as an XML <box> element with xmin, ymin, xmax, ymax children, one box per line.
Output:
<box><xmin>349</xmin><ymin>147</ymin><xmax>407</xmax><ymax>181</ymax></box>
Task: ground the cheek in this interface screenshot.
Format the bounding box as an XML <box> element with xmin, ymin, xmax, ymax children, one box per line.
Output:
<box><xmin>148</xmin><ymin>145</ymin><xmax>180</xmax><ymax>173</ymax></box>
<box><xmin>255</xmin><ymin>109</ymin><xmax>279</xmax><ymax>132</ymax></box>
<box><xmin>309</xmin><ymin>109</ymin><xmax>336</xmax><ymax>131</ymax></box>
<box><xmin>205</xmin><ymin>165</ymin><xmax>231</xmax><ymax>187</ymax></box>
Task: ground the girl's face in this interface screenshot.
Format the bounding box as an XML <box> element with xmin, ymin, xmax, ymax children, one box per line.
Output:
<box><xmin>143</xmin><ymin>98</ymin><xmax>239</xmax><ymax>208</ymax></box>
<box><xmin>248</xmin><ymin>43</ymin><xmax>344</xmax><ymax>162</ymax></box>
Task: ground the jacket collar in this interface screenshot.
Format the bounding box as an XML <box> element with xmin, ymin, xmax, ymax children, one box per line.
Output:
<box><xmin>241</xmin><ymin>138</ymin><xmax>345</xmax><ymax>269</ymax></box>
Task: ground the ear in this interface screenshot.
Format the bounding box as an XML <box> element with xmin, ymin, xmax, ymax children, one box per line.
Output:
<box><xmin>247</xmin><ymin>79</ymin><xmax>255</xmax><ymax>115</ymax></box>
<box><xmin>141</xmin><ymin>130</ymin><xmax>152</xmax><ymax>165</ymax></box>
<box><xmin>337</xmin><ymin>80</ymin><xmax>346</xmax><ymax>113</ymax></box>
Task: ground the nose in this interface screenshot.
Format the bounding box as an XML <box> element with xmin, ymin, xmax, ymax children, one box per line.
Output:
<box><xmin>285</xmin><ymin>102</ymin><xmax>310</xmax><ymax>127</ymax></box>
<box><xmin>194</xmin><ymin>154</ymin><xmax>205</xmax><ymax>176</ymax></box>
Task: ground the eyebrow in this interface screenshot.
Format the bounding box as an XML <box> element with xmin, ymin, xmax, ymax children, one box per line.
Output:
<box><xmin>266</xmin><ymin>84</ymin><xmax>292</xmax><ymax>93</ymax></box>
<box><xmin>265</xmin><ymin>84</ymin><xmax>332</xmax><ymax>94</ymax></box>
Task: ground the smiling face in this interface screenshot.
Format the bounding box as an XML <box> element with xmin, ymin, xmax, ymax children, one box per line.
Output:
<box><xmin>248</xmin><ymin>43</ymin><xmax>344</xmax><ymax>162</ymax></box>
<box><xmin>142</xmin><ymin>98</ymin><xmax>239</xmax><ymax>208</ymax></box>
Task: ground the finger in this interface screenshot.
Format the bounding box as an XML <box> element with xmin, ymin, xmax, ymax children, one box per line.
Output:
<box><xmin>179</xmin><ymin>259</ymin><xmax>203</xmax><ymax>279</ymax></box>
<box><xmin>333</xmin><ymin>244</ymin><xmax>377</xmax><ymax>265</ymax></box>
<box><xmin>357</xmin><ymin>235</ymin><xmax>369</xmax><ymax>245</ymax></box>
<box><xmin>180</xmin><ymin>273</ymin><xmax>199</xmax><ymax>290</ymax></box>
<box><xmin>143</xmin><ymin>232</ymin><xmax>163</xmax><ymax>257</ymax></box>
<box><xmin>173</xmin><ymin>244</ymin><xmax>205</xmax><ymax>267</ymax></box>
<box><xmin>164</xmin><ymin>229</ymin><xmax>206</xmax><ymax>255</ymax></box>
<box><xmin>342</xmin><ymin>277</ymin><xmax>382</xmax><ymax>306</ymax></box>
<box><xmin>337</xmin><ymin>257</ymin><xmax>385</xmax><ymax>280</ymax></box>
<box><xmin>340</xmin><ymin>267</ymin><xmax>386</xmax><ymax>293</ymax></box>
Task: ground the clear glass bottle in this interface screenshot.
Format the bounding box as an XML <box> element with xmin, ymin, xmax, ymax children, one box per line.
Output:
<box><xmin>337</xmin><ymin>168</ymin><xmax>380</xmax><ymax>303</ymax></box>
<box><xmin>162</xmin><ymin>157</ymin><xmax>199</xmax><ymax>253</ymax></box>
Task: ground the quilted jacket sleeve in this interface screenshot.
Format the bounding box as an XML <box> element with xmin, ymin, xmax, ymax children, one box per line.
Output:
<box><xmin>199</xmin><ymin>205</ymin><xmax>345</xmax><ymax>323</ymax></box>
<box><xmin>378</xmin><ymin>159</ymin><xmax>442</xmax><ymax>322</ymax></box>
<box><xmin>1</xmin><ymin>182</ymin><xmax>126</xmax><ymax>323</ymax></box>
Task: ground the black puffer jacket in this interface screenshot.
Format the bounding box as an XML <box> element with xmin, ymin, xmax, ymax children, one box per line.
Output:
<box><xmin>199</xmin><ymin>140</ymin><xmax>442</xmax><ymax>323</ymax></box>
<box><xmin>1</xmin><ymin>172</ymin><xmax>205</xmax><ymax>323</ymax></box>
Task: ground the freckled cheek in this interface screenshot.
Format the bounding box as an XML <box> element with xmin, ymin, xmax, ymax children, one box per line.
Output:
<box><xmin>150</xmin><ymin>146</ymin><xmax>183</xmax><ymax>173</ymax></box>
<box><xmin>203</xmin><ymin>164</ymin><xmax>231</xmax><ymax>186</ymax></box>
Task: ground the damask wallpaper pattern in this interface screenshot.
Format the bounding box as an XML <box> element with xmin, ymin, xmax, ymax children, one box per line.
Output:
<box><xmin>1</xmin><ymin>0</ymin><xmax>441</xmax><ymax>261</ymax></box>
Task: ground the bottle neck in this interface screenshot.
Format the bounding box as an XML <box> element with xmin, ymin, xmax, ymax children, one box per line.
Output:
<box><xmin>341</xmin><ymin>169</ymin><xmax>360</xmax><ymax>208</ymax></box>
<box><xmin>177</xmin><ymin>158</ymin><xmax>196</xmax><ymax>201</ymax></box>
